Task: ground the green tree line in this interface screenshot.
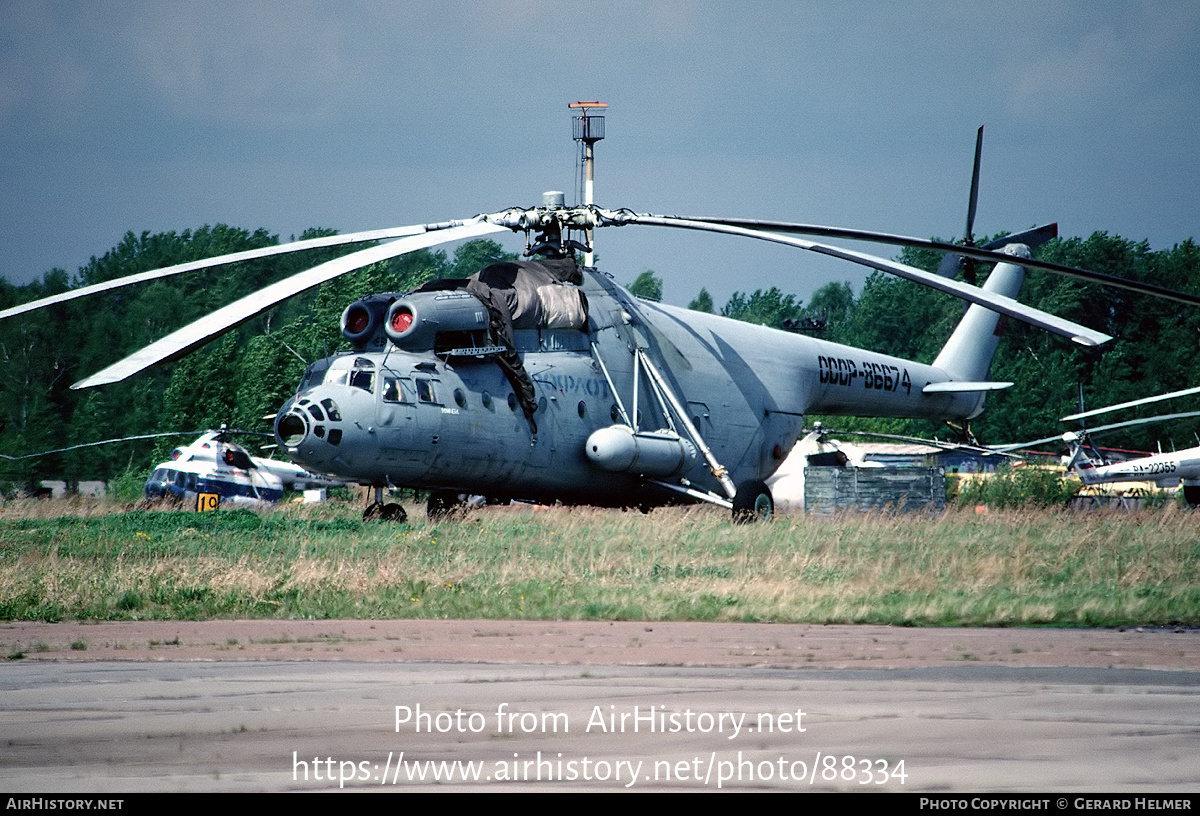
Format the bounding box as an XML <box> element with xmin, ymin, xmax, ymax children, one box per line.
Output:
<box><xmin>0</xmin><ymin>228</ymin><xmax>512</xmax><ymax>490</ymax></box>
<box><xmin>1</xmin><ymin>226</ymin><xmax>1197</xmax><ymax>491</ymax></box>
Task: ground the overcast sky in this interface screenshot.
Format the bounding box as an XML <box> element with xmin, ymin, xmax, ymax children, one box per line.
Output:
<box><xmin>2</xmin><ymin>1</ymin><xmax>1197</xmax><ymax>310</ymax></box>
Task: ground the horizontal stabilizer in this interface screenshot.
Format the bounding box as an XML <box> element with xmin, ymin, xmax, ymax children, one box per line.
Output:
<box><xmin>982</xmin><ymin>223</ymin><xmax>1057</xmax><ymax>251</ymax></box>
<box><xmin>922</xmin><ymin>381</ymin><xmax>1013</xmax><ymax>394</ymax></box>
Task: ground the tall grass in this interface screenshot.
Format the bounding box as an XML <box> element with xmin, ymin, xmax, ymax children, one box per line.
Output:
<box><xmin>1</xmin><ymin>498</ymin><xmax>1196</xmax><ymax>626</ymax></box>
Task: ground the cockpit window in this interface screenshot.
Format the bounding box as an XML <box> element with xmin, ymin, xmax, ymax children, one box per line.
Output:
<box><xmin>321</xmin><ymin>356</ymin><xmax>375</xmax><ymax>393</ymax></box>
<box><xmin>299</xmin><ymin>359</ymin><xmax>331</xmax><ymax>393</ymax></box>
<box><xmin>351</xmin><ymin>358</ymin><xmax>375</xmax><ymax>392</ymax></box>
<box><xmin>416</xmin><ymin>378</ymin><xmax>436</xmax><ymax>404</ymax></box>
<box><xmin>382</xmin><ymin>376</ymin><xmax>406</xmax><ymax>403</ymax></box>
<box><xmin>349</xmin><ymin>368</ymin><xmax>374</xmax><ymax>393</ymax></box>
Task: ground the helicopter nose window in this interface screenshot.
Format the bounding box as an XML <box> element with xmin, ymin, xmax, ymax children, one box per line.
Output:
<box><xmin>278</xmin><ymin>413</ymin><xmax>307</xmax><ymax>446</ymax></box>
<box><xmin>328</xmin><ymin>429</ymin><xmax>342</xmax><ymax>445</ymax></box>
<box><xmin>321</xmin><ymin>398</ymin><xmax>342</xmax><ymax>421</ymax></box>
<box><xmin>307</xmin><ymin>405</ymin><xmax>325</xmax><ymax>421</ymax></box>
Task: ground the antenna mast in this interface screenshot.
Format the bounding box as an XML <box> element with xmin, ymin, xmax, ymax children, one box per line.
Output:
<box><xmin>570</xmin><ymin>100</ymin><xmax>606</xmax><ymax>267</ymax></box>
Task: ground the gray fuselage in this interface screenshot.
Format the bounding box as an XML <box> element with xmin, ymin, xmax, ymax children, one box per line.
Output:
<box><xmin>273</xmin><ymin>267</ymin><xmax>988</xmax><ymax>506</ymax></box>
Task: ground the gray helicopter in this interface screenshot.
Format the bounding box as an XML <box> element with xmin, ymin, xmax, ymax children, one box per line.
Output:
<box><xmin>5</xmin><ymin>117</ymin><xmax>1198</xmax><ymax>522</ymax></box>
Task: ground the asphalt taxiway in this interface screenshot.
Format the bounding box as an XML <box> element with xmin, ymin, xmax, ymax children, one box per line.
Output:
<box><xmin>1</xmin><ymin>621</ymin><xmax>1197</xmax><ymax>792</ymax></box>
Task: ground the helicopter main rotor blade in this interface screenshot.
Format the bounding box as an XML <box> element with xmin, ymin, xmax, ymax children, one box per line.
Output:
<box><xmin>990</xmin><ymin>409</ymin><xmax>1200</xmax><ymax>452</ymax></box>
<box><xmin>663</xmin><ymin>215</ymin><xmax>1200</xmax><ymax>308</ymax></box>
<box><xmin>0</xmin><ymin>225</ymin><xmax>433</xmax><ymax>322</ymax></box>
<box><xmin>808</xmin><ymin>425</ymin><xmax>1023</xmax><ymax>459</ymax></box>
<box><xmin>1061</xmin><ymin>385</ymin><xmax>1200</xmax><ymax>422</ymax></box>
<box><xmin>1084</xmin><ymin>410</ymin><xmax>1200</xmax><ymax>437</ymax></box>
<box><xmin>624</xmin><ymin>214</ymin><xmax>1110</xmax><ymax>346</ymax></box>
<box><xmin>0</xmin><ymin>430</ymin><xmax>205</xmax><ymax>460</ymax></box>
<box><xmin>71</xmin><ymin>218</ymin><xmax>505</xmax><ymax>389</ymax></box>
<box><xmin>988</xmin><ymin>434</ymin><xmax>1075</xmax><ymax>453</ymax></box>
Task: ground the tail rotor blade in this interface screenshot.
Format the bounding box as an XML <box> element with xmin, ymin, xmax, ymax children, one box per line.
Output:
<box><xmin>936</xmin><ymin>252</ymin><xmax>963</xmax><ymax>278</ymax></box>
<box><xmin>966</xmin><ymin>125</ymin><xmax>983</xmax><ymax>245</ymax></box>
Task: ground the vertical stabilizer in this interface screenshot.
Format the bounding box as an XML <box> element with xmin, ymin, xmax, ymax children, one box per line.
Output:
<box><xmin>932</xmin><ymin>244</ymin><xmax>1030</xmax><ymax>383</ymax></box>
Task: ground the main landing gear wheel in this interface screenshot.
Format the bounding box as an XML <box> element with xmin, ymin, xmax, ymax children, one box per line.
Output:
<box><xmin>427</xmin><ymin>490</ymin><xmax>467</xmax><ymax>521</ymax></box>
<box><xmin>1183</xmin><ymin>485</ymin><xmax>1200</xmax><ymax>507</ymax></box>
<box><xmin>363</xmin><ymin>502</ymin><xmax>407</xmax><ymax>522</ymax></box>
<box><xmin>732</xmin><ymin>479</ymin><xmax>773</xmax><ymax>524</ymax></box>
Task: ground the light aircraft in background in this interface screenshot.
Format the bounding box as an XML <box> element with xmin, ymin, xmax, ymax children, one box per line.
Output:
<box><xmin>1059</xmin><ymin>386</ymin><xmax>1200</xmax><ymax>505</ymax></box>
<box><xmin>144</xmin><ymin>429</ymin><xmax>343</xmax><ymax>510</ymax></box>
<box><xmin>3</xmin><ymin>428</ymin><xmax>340</xmax><ymax>510</ymax></box>
<box><xmin>991</xmin><ymin>384</ymin><xmax>1200</xmax><ymax>505</ymax></box>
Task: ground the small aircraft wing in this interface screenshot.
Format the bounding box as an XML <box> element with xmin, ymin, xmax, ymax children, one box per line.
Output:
<box><xmin>71</xmin><ymin>218</ymin><xmax>506</xmax><ymax>389</ymax></box>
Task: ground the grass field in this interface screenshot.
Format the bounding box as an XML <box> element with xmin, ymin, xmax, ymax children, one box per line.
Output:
<box><xmin>1</xmin><ymin>498</ymin><xmax>1196</xmax><ymax>627</ymax></box>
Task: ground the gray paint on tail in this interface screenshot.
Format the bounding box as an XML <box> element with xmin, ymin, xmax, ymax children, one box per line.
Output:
<box><xmin>932</xmin><ymin>246</ymin><xmax>1029</xmax><ymax>382</ymax></box>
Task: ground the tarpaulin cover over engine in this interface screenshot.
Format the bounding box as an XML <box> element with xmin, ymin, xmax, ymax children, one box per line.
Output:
<box><xmin>410</xmin><ymin>256</ymin><xmax>588</xmax><ymax>427</ymax></box>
